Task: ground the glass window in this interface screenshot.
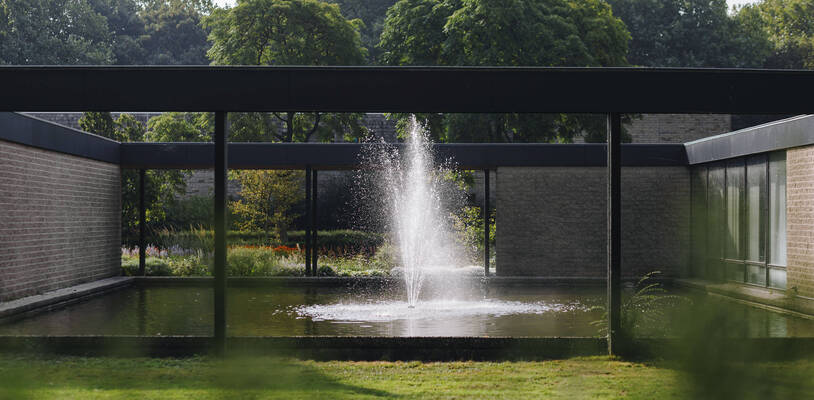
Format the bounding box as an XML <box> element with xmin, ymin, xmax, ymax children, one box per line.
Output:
<box><xmin>747</xmin><ymin>264</ymin><xmax>767</xmax><ymax>286</ymax></box>
<box><xmin>746</xmin><ymin>155</ymin><xmax>767</xmax><ymax>262</ymax></box>
<box><xmin>707</xmin><ymin>163</ymin><xmax>726</xmax><ymax>279</ymax></box>
<box><xmin>769</xmin><ymin>152</ymin><xmax>786</xmax><ymax>266</ymax></box>
<box><xmin>726</xmin><ymin>159</ymin><xmax>745</xmax><ymax>260</ymax></box>
<box><xmin>691</xmin><ymin>167</ymin><xmax>708</xmax><ymax>278</ymax></box>
<box><xmin>769</xmin><ymin>268</ymin><xmax>787</xmax><ymax>289</ymax></box>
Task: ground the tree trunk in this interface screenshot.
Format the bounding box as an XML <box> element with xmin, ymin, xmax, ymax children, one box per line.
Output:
<box><xmin>277</xmin><ymin>223</ymin><xmax>289</xmax><ymax>244</ymax></box>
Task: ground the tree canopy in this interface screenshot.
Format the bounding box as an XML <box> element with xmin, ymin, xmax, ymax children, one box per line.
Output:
<box><xmin>606</xmin><ymin>0</ymin><xmax>771</xmax><ymax>68</ymax></box>
<box><xmin>0</xmin><ymin>0</ymin><xmax>211</xmax><ymax>65</ymax></box>
<box><xmin>328</xmin><ymin>0</ymin><xmax>398</xmax><ymax>63</ymax></box>
<box><xmin>205</xmin><ymin>0</ymin><xmax>366</xmax><ymax>65</ymax></box>
<box><xmin>0</xmin><ymin>0</ymin><xmax>114</xmax><ymax>64</ymax></box>
<box><xmin>379</xmin><ymin>0</ymin><xmax>630</xmax><ymax>143</ymax></box>
<box><xmin>738</xmin><ymin>0</ymin><xmax>814</xmax><ymax>69</ymax></box>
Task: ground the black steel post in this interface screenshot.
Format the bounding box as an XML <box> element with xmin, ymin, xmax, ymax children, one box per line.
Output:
<box><xmin>213</xmin><ymin>111</ymin><xmax>228</xmax><ymax>355</ymax></box>
<box><xmin>312</xmin><ymin>170</ymin><xmax>318</xmax><ymax>273</ymax></box>
<box><xmin>138</xmin><ymin>169</ymin><xmax>146</xmax><ymax>276</ymax></box>
<box><xmin>607</xmin><ymin>113</ymin><xmax>622</xmax><ymax>355</ymax></box>
<box><xmin>305</xmin><ymin>166</ymin><xmax>312</xmax><ymax>276</ymax></box>
<box><xmin>483</xmin><ymin>169</ymin><xmax>490</xmax><ymax>276</ymax></box>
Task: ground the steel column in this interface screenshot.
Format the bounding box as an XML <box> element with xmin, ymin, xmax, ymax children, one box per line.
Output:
<box><xmin>607</xmin><ymin>113</ymin><xmax>622</xmax><ymax>355</ymax></box>
<box><xmin>483</xmin><ymin>169</ymin><xmax>490</xmax><ymax>276</ymax></box>
<box><xmin>138</xmin><ymin>169</ymin><xmax>146</xmax><ymax>276</ymax></box>
<box><xmin>213</xmin><ymin>111</ymin><xmax>228</xmax><ymax>355</ymax></box>
<box><xmin>305</xmin><ymin>166</ymin><xmax>312</xmax><ymax>276</ymax></box>
<box><xmin>312</xmin><ymin>170</ymin><xmax>318</xmax><ymax>273</ymax></box>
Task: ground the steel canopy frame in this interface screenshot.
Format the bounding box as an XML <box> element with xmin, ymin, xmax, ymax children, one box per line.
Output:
<box><xmin>1</xmin><ymin>66</ymin><xmax>814</xmax><ymax>114</ymax></box>
<box><xmin>4</xmin><ymin>66</ymin><xmax>814</xmax><ymax>357</ymax></box>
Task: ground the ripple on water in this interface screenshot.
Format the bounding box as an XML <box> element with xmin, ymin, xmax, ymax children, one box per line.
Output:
<box><xmin>296</xmin><ymin>299</ymin><xmax>588</xmax><ymax>323</ymax></box>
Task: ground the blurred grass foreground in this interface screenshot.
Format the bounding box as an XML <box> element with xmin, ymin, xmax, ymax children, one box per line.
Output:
<box><xmin>1</xmin><ymin>355</ymin><xmax>813</xmax><ymax>399</ymax></box>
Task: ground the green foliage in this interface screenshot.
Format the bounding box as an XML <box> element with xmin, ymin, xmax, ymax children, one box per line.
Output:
<box><xmin>154</xmin><ymin>229</ymin><xmax>385</xmax><ymax>252</ymax></box>
<box><xmin>453</xmin><ymin>205</ymin><xmax>495</xmax><ymax>256</ymax></box>
<box><xmin>205</xmin><ymin>0</ymin><xmax>366</xmax><ymax>65</ymax></box>
<box><xmin>80</xmin><ymin>112</ymin><xmax>190</xmax><ymax>247</ymax></box>
<box><xmin>607</xmin><ymin>0</ymin><xmax>771</xmax><ymax>68</ymax></box>
<box><xmin>138</xmin><ymin>0</ymin><xmax>212</xmax><ymax>65</ymax></box>
<box><xmin>163</xmin><ymin>196</ymin><xmax>214</xmax><ymax>230</ymax></box>
<box><xmin>230</xmin><ymin>170</ymin><xmax>306</xmax><ymax>242</ymax></box>
<box><xmin>328</xmin><ymin>0</ymin><xmax>398</xmax><ymax>63</ymax></box>
<box><xmin>380</xmin><ymin>0</ymin><xmax>630</xmax><ymax>143</ymax></box>
<box><xmin>204</xmin><ymin>0</ymin><xmax>369</xmax><ymax>143</ymax></box>
<box><xmin>144</xmin><ymin>112</ymin><xmax>211</xmax><ymax>142</ymax></box>
<box><xmin>0</xmin><ymin>0</ymin><xmax>211</xmax><ymax>65</ymax></box>
<box><xmin>592</xmin><ymin>271</ymin><xmax>690</xmax><ymax>338</ymax></box>
<box><xmin>121</xmin><ymin>256</ymin><xmax>174</xmax><ymax>276</ymax></box>
<box><xmin>740</xmin><ymin>0</ymin><xmax>814</xmax><ymax>69</ymax></box>
<box><xmin>0</xmin><ymin>0</ymin><xmax>114</xmax><ymax>64</ymax></box>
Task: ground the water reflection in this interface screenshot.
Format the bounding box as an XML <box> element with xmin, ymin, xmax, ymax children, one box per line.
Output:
<box><xmin>0</xmin><ymin>286</ymin><xmax>812</xmax><ymax>338</ymax></box>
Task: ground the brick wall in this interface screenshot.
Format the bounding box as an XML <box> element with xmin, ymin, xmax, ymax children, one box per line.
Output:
<box><xmin>0</xmin><ymin>140</ymin><xmax>121</xmax><ymax>302</ymax></box>
<box><xmin>496</xmin><ymin>166</ymin><xmax>689</xmax><ymax>277</ymax></box>
<box><xmin>626</xmin><ymin>114</ymin><xmax>731</xmax><ymax>143</ymax></box>
<box><xmin>787</xmin><ymin>145</ymin><xmax>814</xmax><ymax>297</ymax></box>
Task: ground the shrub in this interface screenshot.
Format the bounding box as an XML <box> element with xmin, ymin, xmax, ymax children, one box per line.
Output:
<box><xmin>121</xmin><ymin>256</ymin><xmax>173</xmax><ymax>276</ymax></box>
<box><xmin>164</xmin><ymin>195</ymin><xmax>214</xmax><ymax>230</ymax></box>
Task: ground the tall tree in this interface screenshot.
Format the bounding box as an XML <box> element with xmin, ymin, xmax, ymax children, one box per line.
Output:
<box><xmin>379</xmin><ymin>0</ymin><xmax>630</xmax><ymax>143</ymax></box>
<box><xmin>606</xmin><ymin>0</ymin><xmax>770</xmax><ymax>68</ymax></box>
<box><xmin>139</xmin><ymin>0</ymin><xmax>213</xmax><ymax>65</ymax></box>
<box><xmin>328</xmin><ymin>0</ymin><xmax>399</xmax><ymax>63</ymax></box>
<box><xmin>88</xmin><ymin>0</ymin><xmax>147</xmax><ymax>65</ymax></box>
<box><xmin>0</xmin><ymin>0</ymin><xmax>114</xmax><ymax>64</ymax></box>
<box><xmin>738</xmin><ymin>0</ymin><xmax>814</xmax><ymax>69</ymax></box>
<box><xmin>204</xmin><ymin>0</ymin><xmax>368</xmax><ymax>142</ymax></box>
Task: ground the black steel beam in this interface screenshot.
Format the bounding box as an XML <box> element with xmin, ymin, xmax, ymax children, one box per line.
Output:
<box><xmin>607</xmin><ymin>113</ymin><xmax>622</xmax><ymax>355</ymax></box>
<box><xmin>483</xmin><ymin>170</ymin><xmax>490</xmax><ymax>277</ymax></box>
<box><xmin>0</xmin><ymin>112</ymin><xmax>119</xmax><ymax>163</ymax></box>
<box><xmin>119</xmin><ymin>143</ymin><xmax>688</xmax><ymax>170</ymax></box>
<box><xmin>213</xmin><ymin>112</ymin><xmax>227</xmax><ymax>355</ymax></box>
<box><xmin>305</xmin><ymin>166</ymin><xmax>312</xmax><ymax>276</ymax></box>
<box><xmin>138</xmin><ymin>169</ymin><xmax>146</xmax><ymax>277</ymax></box>
<box><xmin>2</xmin><ymin>66</ymin><xmax>814</xmax><ymax>113</ymax></box>
<box><xmin>312</xmin><ymin>170</ymin><xmax>318</xmax><ymax>273</ymax></box>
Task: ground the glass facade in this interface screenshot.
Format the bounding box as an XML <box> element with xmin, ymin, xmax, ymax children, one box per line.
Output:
<box><xmin>691</xmin><ymin>151</ymin><xmax>787</xmax><ymax>289</ymax></box>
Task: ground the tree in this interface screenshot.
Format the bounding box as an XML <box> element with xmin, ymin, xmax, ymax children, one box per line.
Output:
<box><xmin>739</xmin><ymin>0</ymin><xmax>814</xmax><ymax>69</ymax></box>
<box><xmin>80</xmin><ymin>112</ymin><xmax>198</xmax><ymax>247</ymax></box>
<box><xmin>139</xmin><ymin>0</ymin><xmax>213</xmax><ymax>65</ymax></box>
<box><xmin>0</xmin><ymin>0</ymin><xmax>114</xmax><ymax>64</ymax></box>
<box><xmin>204</xmin><ymin>0</ymin><xmax>368</xmax><ymax>143</ymax></box>
<box><xmin>379</xmin><ymin>0</ymin><xmax>630</xmax><ymax>143</ymax></box>
<box><xmin>88</xmin><ymin>0</ymin><xmax>147</xmax><ymax>65</ymax></box>
<box><xmin>230</xmin><ymin>170</ymin><xmax>305</xmax><ymax>243</ymax></box>
<box><xmin>606</xmin><ymin>0</ymin><xmax>770</xmax><ymax>68</ymax></box>
<box><xmin>328</xmin><ymin>0</ymin><xmax>399</xmax><ymax>63</ymax></box>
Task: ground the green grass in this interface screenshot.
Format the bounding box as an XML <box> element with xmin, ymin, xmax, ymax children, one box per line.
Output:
<box><xmin>0</xmin><ymin>356</ymin><xmax>685</xmax><ymax>399</ymax></box>
<box><xmin>3</xmin><ymin>355</ymin><xmax>812</xmax><ymax>399</ymax></box>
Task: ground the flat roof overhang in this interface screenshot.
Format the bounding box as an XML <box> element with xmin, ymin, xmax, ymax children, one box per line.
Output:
<box><xmin>2</xmin><ymin>66</ymin><xmax>814</xmax><ymax>114</ymax></box>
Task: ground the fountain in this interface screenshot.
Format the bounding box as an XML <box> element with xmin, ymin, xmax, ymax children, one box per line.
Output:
<box><xmin>380</xmin><ymin>118</ymin><xmax>456</xmax><ymax>307</ymax></box>
<box><xmin>295</xmin><ymin>117</ymin><xmax>590</xmax><ymax>334</ymax></box>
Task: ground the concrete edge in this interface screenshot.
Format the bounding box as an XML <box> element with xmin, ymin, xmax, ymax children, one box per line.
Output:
<box><xmin>0</xmin><ymin>336</ymin><xmax>605</xmax><ymax>359</ymax></box>
<box><xmin>1</xmin><ymin>336</ymin><xmax>812</xmax><ymax>361</ymax></box>
<box><xmin>0</xmin><ymin>277</ymin><xmax>133</xmax><ymax>322</ymax></box>
<box><xmin>133</xmin><ymin>276</ymin><xmax>658</xmax><ymax>287</ymax></box>
<box><xmin>674</xmin><ymin>278</ymin><xmax>814</xmax><ymax>317</ymax></box>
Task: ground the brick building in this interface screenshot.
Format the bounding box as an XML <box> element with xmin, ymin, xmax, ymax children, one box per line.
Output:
<box><xmin>2</xmin><ymin>112</ymin><xmax>814</xmax><ymax>317</ymax></box>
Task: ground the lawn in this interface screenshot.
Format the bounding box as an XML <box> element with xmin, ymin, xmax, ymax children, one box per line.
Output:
<box><xmin>1</xmin><ymin>355</ymin><xmax>811</xmax><ymax>399</ymax></box>
<box><xmin>0</xmin><ymin>356</ymin><xmax>681</xmax><ymax>399</ymax></box>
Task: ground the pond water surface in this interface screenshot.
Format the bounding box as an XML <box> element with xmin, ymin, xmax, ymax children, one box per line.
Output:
<box><xmin>1</xmin><ymin>285</ymin><xmax>813</xmax><ymax>338</ymax></box>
